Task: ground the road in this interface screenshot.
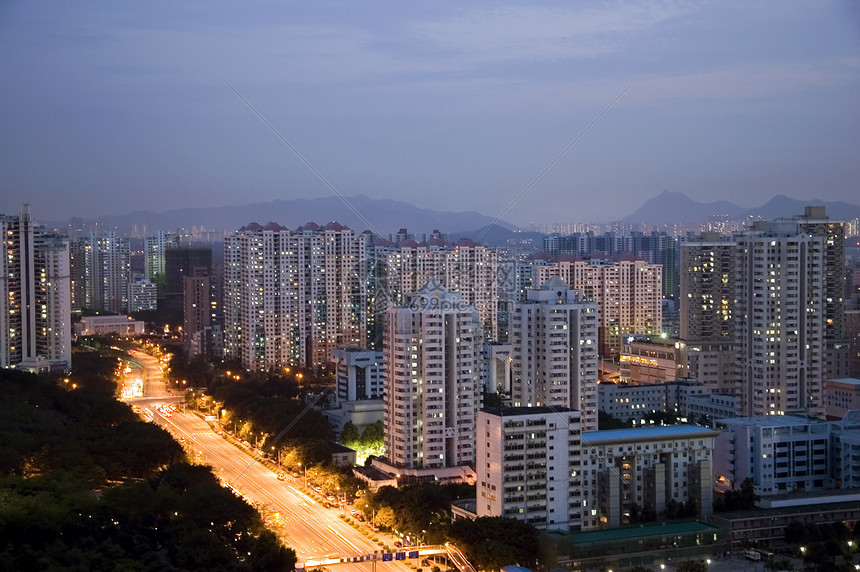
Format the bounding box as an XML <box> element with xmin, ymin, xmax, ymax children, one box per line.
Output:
<box><xmin>123</xmin><ymin>349</ymin><xmax>419</xmax><ymax>570</ymax></box>
<box><xmin>151</xmin><ymin>409</ymin><xmax>416</xmax><ymax>570</ymax></box>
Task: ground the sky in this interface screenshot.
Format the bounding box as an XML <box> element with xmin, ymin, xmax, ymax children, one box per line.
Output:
<box><xmin>1</xmin><ymin>1</ymin><xmax>859</xmax><ymax>226</ymax></box>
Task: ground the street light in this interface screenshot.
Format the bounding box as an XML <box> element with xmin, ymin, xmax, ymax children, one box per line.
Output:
<box><xmin>271</xmin><ymin>446</ymin><xmax>280</xmax><ymax>468</ymax></box>
<box><xmin>298</xmin><ymin>462</ymin><xmax>307</xmax><ymax>488</ymax></box>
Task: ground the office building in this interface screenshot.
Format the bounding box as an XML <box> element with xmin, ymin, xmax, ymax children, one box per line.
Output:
<box><xmin>619</xmin><ymin>335</ymin><xmax>686</xmax><ymax>384</ymax></box>
<box><xmin>825</xmin><ymin>378</ymin><xmax>860</xmax><ymax>420</ymax></box>
<box><xmin>183</xmin><ymin>275</ymin><xmax>211</xmax><ymax>356</ymax></box>
<box><xmin>510</xmin><ymin>276</ymin><xmax>599</xmax><ymax>431</ymax></box>
<box><xmin>714</xmin><ymin>416</ymin><xmax>831</xmax><ymax>496</ymax></box>
<box><xmin>164</xmin><ymin>245</ymin><xmax>212</xmax><ymax>316</ymax></box>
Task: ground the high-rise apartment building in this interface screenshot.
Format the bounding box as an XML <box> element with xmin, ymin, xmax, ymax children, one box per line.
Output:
<box><xmin>143</xmin><ymin>231</ymin><xmax>179</xmax><ymax>282</ymax></box>
<box><xmin>128</xmin><ymin>273</ymin><xmax>158</xmax><ymax>312</ymax></box>
<box><xmin>367</xmin><ymin>236</ymin><xmax>498</xmax><ymax>347</ymax></box>
<box><xmin>537</xmin><ymin>257</ymin><xmax>662</xmax><ymax>357</ymax></box>
<box><xmin>510</xmin><ymin>276</ymin><xmax>599</xmax><ymax>431</ymax></box>
<box><xmin>0</xmin><ymin>205</ymin><xmax>71</xmax><ymax>371</ymax></box>
<box><xmin>735</xmin><ymin>220</ymin><xmax>826</xmax><ymax>417</ymax></box>
<box><xmin>794</xmin><ymin>206</ymin><xmax>849</xmax><ymax>379</ymax></box>
<box><xmin>69</xmin><ymin>231</ymin><xmax>130</xmax><ymax>313</ymax></box>
<box><xmin>184</xmin><ymin>275</ymin><xmax>211</xmax><ymax>356</ymax></box>
<box><xmin>382</xmin><ymin>281</ymin><xmax>483</xmax><ymax>471</ymax></box>
<box><xmin>224</xmin><ymin>221</ymin><xmax>366</xmax><ymax>370</ymax></box>
<box><xmin>680</xmin><ymin>207</ymin><xmax>846</xmax><ymax>419</ymax></box>
<box><xmin>680</xmin><ymin>233</ymin><xmax>737</xmax><ymax>394</ymax></box>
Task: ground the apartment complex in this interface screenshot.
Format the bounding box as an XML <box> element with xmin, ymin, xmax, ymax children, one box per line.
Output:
<box><xmin>69</xmin><ymin>231</ymin><xmax>130</xmax><ymax>313</ymax></box>
<box><xmin>735</xmin><ymin>220</ymin><xmax>826</xmax><ymax>417</ymax></box>
<box><xmin>679</xmin><ymin>207</ymin><xmax>847</xmax><ymax>418</ymax></box>
<box><xmin>680</xmin><ymin>233</ymin><xmax>737</xmax><ymax>394</ymax></box>
<box><xmin>223</xmin><ymin>221</ymin><xmax>366</xmax><ymax>369</ymax></box>
<box><xmin>367</xmin><ymin>236</ymin><xmax>498</xmax><ymax>346</ymax></box>
<box><xmin>537</xmin><ymin>257</ymin><xmax>662</xmax><ymax>357</ymax></box>
<box><xmin>143</xmin><ymin>231</ymin><xmax>179</xmax><ymax>282</ymax></box>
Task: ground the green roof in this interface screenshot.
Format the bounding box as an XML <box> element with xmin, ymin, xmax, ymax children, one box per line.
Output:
<box><xmin>571</xmin><ymin>520</ymin><xmax>720</xmax><ymax>545</ymax></box>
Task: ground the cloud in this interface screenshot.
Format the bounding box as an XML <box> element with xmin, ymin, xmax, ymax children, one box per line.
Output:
<box><xmin>410</xmin><ymin>1</ymin><xmax>690</xmax><ymax>64</ymax></box>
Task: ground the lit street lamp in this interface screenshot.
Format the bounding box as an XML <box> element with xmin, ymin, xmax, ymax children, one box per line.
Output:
<box><xmin>298</xmin><ymin>462</ymin><xmax>307</xmax><ymax>488</ymax></box>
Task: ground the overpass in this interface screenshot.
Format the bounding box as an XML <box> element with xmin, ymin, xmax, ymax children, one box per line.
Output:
<box><xmin>298</xmin><ymin>544</ymin><xmax>476</xmax><ymax>572</ymax></box>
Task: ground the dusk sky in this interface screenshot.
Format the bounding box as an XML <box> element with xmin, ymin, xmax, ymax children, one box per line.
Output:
<box><xmin>1</xmin><ymin>1</ymin><xmax>858</xmax><ymax>226</ymax></box>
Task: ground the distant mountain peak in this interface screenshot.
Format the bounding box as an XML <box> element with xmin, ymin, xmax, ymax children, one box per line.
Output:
<box><xmin>623</xmin><ymin>191</ymin><xmax>860</xmax><ymax>225</ymax></box>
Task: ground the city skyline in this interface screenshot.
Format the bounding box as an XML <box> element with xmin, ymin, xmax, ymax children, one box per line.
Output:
<box><xmin>2</xmin><ymin>1</ymin><xmax>858</xmax><ymax>226</ymax></box>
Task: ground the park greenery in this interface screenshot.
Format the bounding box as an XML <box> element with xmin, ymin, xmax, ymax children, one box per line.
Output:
<box><xmin>0</xmin><ymin>346</ymin><xmax>295</xmax><ymax>571</ymax></box>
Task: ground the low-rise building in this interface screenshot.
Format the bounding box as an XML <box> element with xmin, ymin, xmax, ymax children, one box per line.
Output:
<box><xmin>330</xmin><ymin>348</ymin><xmax>384</xmax><ymax>405</ymax></box>
<box><xmin>619</xmin><ymin>335</ymin><xmax>686</xmax><ymax>384</ymax></box>
<box><xmin>714</xmin><ymin>416</ymin><xmax>830</xmax><ymax>496</ymax></box>
<box><xmin>75</xmin><ymin>315</ymin><xmax>145</xmax><ymax>336</ymax></box>
<box><xmin>581</xmin><ymin>425</ymin><xmax>717</xmax><ymax>529</ymax></box>
<box><xmin>598</xmin><ymin>379</ymin><xmax>709</xmax><ymax>423</ymax></box>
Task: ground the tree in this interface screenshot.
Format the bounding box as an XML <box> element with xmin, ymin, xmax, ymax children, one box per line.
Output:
<box><xmin>447</xmin><ymin>517</ymin><xmax>540</xmax><ymax>571</ymax></box>
<box><xmin>374</xmin><ymin>506</ymin><xmax>396</xmax><ymax>530</ymax></box>
<box><xmin>676</xmin><ymin>561</ymin><xmax>706</xmax><ymax>572</ymax></box>
<box><xmin>340</xmin><ymin>422</ymin><xmax>360</xmax><ymax>447</ymax></box>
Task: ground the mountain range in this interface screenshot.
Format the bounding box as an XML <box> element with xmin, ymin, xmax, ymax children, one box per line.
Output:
<box><xmin>623</xmin><ymin>191</ymin><xmax>860</xmax><ymax>225</ymax></box>
<box><xmin>57</xmin><ymin>192</ymin><xmax>859</xmax><ymax>242</ymax></box>
<box><xmin>79</xmin><ymin>195</ymin><xmax>515</xmax><ymax>237</ymax></box>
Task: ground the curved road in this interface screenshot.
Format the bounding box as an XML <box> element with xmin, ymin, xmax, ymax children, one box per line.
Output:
<box><xmin>152</xmin><ymin>409</ymin><xmax>414</xmax><ymax>571</ymax></box>
<box><xmin>126</xmin><ymin>349</ymin><xmax>418</xmax><ymax>570</ymax></box>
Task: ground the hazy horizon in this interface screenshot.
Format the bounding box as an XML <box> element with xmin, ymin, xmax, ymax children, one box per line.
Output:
<box><xmin>2</xmin><ymin>1</ymin><xmax>858</xmax><ymax>226</ymax></box>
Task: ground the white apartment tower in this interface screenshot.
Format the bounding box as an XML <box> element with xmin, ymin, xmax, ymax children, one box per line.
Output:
<box><xmin>223</xmin><ymin>221</ymin><xmax>366</xmax><ymax>370</ymax></box>
<box><xmin>510</xmin><ymin>276</ymin><xmax>599</xmax><ymax>431</ymax></box>
<box><xmin>0</xmin><ymin>205</ymin><xmax>71</xmax><ymax>370</ymax></box>
<box><xmin>735</xmin><ymin>220</ymin><xmax>826</xmax><ymax>417</ymax></box>
<box><xmin>383</xmin><ymin>281</ymin><xmax>483</xmax><ymax>470</ymax></box>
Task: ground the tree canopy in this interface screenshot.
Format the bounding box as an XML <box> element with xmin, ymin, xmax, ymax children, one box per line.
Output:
<box><xmin>0</xmin><ymin>353</ymin><xmax>296</xmax><ymax>571</ymax></box>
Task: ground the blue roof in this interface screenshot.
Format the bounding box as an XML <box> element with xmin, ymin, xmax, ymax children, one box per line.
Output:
<box><xmin>582</xmin><ymin>424</ymin><xmax>717</xmax><ymax>444</ymax></box>
<box><xmin>501</xmin><ymin>567</ymin><xmax>533</xmax><ymax>572</ymax></box>
<box><xmin>716</xmin><ymin>415</ymin><xmax>813</xmax><ymax>428</ymax></box>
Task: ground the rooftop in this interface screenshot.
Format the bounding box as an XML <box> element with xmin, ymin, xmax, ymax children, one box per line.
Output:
<box><xmin>716</xmin><ymin>415</ymin><xmax>816</xmax><ymax>428</ymax></box>
<box><xmin>582</xmin><ymin>424</ymin><xmax>718</xmax><ymax>444</ymax></box>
